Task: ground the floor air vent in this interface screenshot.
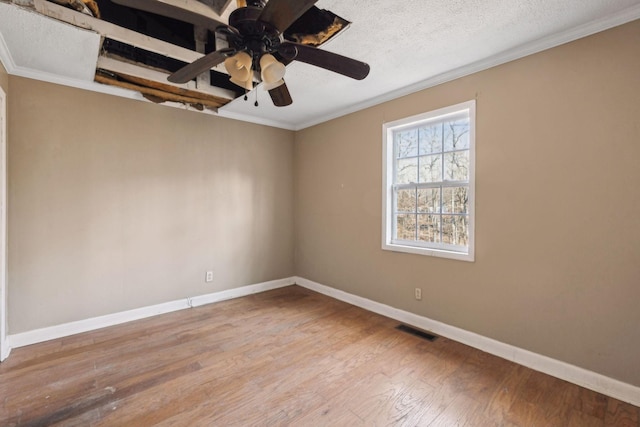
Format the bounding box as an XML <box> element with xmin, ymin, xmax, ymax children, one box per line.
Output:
<box><xmin>395</xmin><ymin>324</ymin><xmax>438</xmax><ymax>342</ymax></box>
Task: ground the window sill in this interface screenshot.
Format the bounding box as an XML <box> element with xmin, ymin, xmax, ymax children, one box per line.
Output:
<box><xmin>382</xmin><ymin>242</ymin><xmax>474</xmax><ymax>262</ymax></box>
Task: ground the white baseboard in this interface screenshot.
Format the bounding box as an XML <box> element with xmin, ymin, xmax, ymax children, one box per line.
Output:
<box><xmin>294</xmin><ymin>276</ymin><xmax>640</xmax><ymax>407</ymax></box>
<box><xmin>7</xmin><ymin>277</ymin><xmax>295</xmax><ymax>349</ymax></box>
<box><xmin>0</xmin><ymin>341</ymin><xmax>10</xmax><ymax>361</ymax></box>
<box><xmin>6</xmin><ymin>275</ymin><xmax>639</xmax><ymax>406</ymax></box>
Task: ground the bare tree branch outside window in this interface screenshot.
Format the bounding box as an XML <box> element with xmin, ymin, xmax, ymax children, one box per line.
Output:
<box><xmin>393</xmin><ymin>118</ymin><xmax>470</xmax><ymax>247</ymax></box>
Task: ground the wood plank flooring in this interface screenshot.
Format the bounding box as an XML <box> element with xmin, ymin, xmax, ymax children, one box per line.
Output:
<box><xmin>1</xmin><ymin>285</ymin><xmax>638</xmax><ymax>426</ymax></box>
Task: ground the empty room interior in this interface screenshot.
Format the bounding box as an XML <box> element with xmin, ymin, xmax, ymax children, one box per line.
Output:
<box><xmin>0</xmin><ymin>0</ymin><xmax>639</xmax><ymax>425</ymax></box>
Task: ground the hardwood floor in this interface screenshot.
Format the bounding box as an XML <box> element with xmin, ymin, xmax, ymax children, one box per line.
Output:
<box><xmin>1</xmin><ymin>285</ymin><xmax>638</xmax><ymax>426</ymax></box>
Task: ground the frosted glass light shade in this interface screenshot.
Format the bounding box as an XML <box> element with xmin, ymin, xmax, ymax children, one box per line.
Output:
<box><xmin>224</xmin><ymin>51</ymin><xmax>252</xmax><ymax>82</ymax></box>
<box><xmin>260</xmin><ymin>54</ymin><xmax>286</xmax><ymax>84</ymax></box>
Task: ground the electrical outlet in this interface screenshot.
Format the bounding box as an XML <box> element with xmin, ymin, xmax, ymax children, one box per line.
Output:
<box><xmin>205</xmin><ymin>271</ymin><xmax>214</xmax><ymax>282</ymax></box>
<box><xmin>415</xmin><ymin>288</ymin><xmax>422</xmax><ymax>300</ymax></box>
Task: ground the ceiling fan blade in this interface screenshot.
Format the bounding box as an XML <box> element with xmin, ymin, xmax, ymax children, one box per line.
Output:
<box><xmin>268</xmin><ymin>81</ymin><xmax>293</xmax><ymax>107</ymax></box>
<box><xmin>280</xmin><ymin>42</ymin><xmax>370</xmax><ymax>80</ymax></box>
<box><xmin>168</xmin><ymin>48</ymin><xmax>236</xmax><ymax>84</ymax></box>
<box><xmin>258</xmin><ymin>0</ymin><xmax>318</xmax><ymax>33</ymax></box>
<box><xmin>111</xmin><ymin>0</ymin><xmax>226</xmax><ymax>30</ymax></box>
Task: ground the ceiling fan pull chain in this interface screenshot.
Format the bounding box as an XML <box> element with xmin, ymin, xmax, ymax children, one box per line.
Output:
<box><xmin>255</xmin><ymin>90</ymin><xmax>259</xmax><ymax>107</ymax></box>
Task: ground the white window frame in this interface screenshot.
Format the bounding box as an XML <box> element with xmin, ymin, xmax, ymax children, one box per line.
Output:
<box><xmin>382</xmin><ymin>100</ymin><xmax>475</xmax><ymax>262</ymax></box>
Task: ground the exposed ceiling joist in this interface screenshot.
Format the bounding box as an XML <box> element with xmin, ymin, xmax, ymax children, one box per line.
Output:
<box><xmin>96</xmin><ymin>55</ymin><xmax>235</xmax><ymax>100</ymax></box>
<box><xmin>94</xmin><ymin>71</ymin><xmax>224</xmax><ymax>109</ymax></box>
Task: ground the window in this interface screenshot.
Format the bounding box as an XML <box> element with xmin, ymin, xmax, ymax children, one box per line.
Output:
<box><xmin>382</xmin><ymin>100</ymin><xmax>475</xmax><ymax>261</ymax></box>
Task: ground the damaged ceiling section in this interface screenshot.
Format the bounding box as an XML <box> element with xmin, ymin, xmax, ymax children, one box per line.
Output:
<box><xmin>21</xmin><ymin>0</ymin><xmax>350</xmax><ymax>111</ymax></box>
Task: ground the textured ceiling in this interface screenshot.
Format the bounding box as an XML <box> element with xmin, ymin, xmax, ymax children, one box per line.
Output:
<box><xmin>0</xmin><ymin>3</ymin><xmax>100</xmax><ymax>81</ymax></box>
<box><xmin>1</xmin><ymin>0</ymin><xmax>640</xmax><ymax>129</ymax></box>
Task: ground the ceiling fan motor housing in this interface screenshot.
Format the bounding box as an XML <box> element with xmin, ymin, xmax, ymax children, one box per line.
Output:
<box><xmin>228</xmin><ymin>6</ymin><xmax>282</xmax><ymax>71</ymax></box>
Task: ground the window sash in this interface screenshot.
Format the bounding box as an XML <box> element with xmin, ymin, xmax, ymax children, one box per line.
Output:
<box><xmin>391</xmin><ymin>182</ymin><xmax>470</xmax><ymax>249</ymax></box>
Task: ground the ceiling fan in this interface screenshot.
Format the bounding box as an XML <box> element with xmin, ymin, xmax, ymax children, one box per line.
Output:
<box><xmin>110</xmin><ymin>0</ymin><xmax>370</xmax><ymax>107</ymax></box>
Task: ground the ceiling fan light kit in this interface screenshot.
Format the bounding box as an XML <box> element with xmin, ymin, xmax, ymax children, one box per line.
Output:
<box><xmin>224</xmin><ymin>51</ymin><xmax>253</xmax><ymax>80</ymax></box>
<box><xmin>224</xmin><ymin>51</ymin><xmax>254</xmax><ymax>89</ymax></box>
<box><xmin>259</xmin><ymin>54</ymin><xmax>286</xmax><ymax>85</ymax></box>
<box><xmin>160</xmin><ymin>0</ymin><xmax>371</xmax><ymax>107</ymax></box>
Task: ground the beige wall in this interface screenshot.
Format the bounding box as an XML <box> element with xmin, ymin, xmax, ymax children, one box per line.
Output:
<box><xmin>294</xmin><ymin>20</ymin><xmax>640</xmax><ymax>386</ymax></box>
<box><xmin>9</xmin><ymin>78</ymin><xmax>294</xmax><ymax>332</ymax></box>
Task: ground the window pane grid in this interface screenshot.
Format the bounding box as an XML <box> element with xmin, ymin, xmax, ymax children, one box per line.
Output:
<box><xmin>391</xmin><ymin>114</ymin><xmax>470</xmax><ymax>250</ymax></box>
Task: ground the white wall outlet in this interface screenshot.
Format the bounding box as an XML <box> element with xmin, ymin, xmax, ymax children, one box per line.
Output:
<box><xmin>415</xmin><ymin>288</ymin><xmax>422</xmax><ymax>300</ymax></box>
<box><xmin>205</xmin><ymin>271</ymin><xmax>214</xmax><ymax>282</ymax></box>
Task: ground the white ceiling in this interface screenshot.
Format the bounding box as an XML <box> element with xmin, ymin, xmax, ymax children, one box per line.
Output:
<box><xmin>1</xmin><ymin>0</ymin><xmax>640</xmax><ymax>130</ymax></box>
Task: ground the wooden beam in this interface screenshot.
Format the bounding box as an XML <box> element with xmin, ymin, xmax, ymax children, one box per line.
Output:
<box><xmin>94</xmin><ymin>73</ymin><xmax>228</xmax><ymax>109</ymax></box>
<box><xmin>98</xmin><ymin>62</ymin><xmax>232</xmax><ymax>105</ymax></box>
<box><xmin>96</xmin><ymin>55</ymin><xmax>236</xmax><ymax>101</ymax></box>
<box><xmin>47</xmin><ymin>0</ymin><xmax>95</xmax><ymax>17</ymax></box>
